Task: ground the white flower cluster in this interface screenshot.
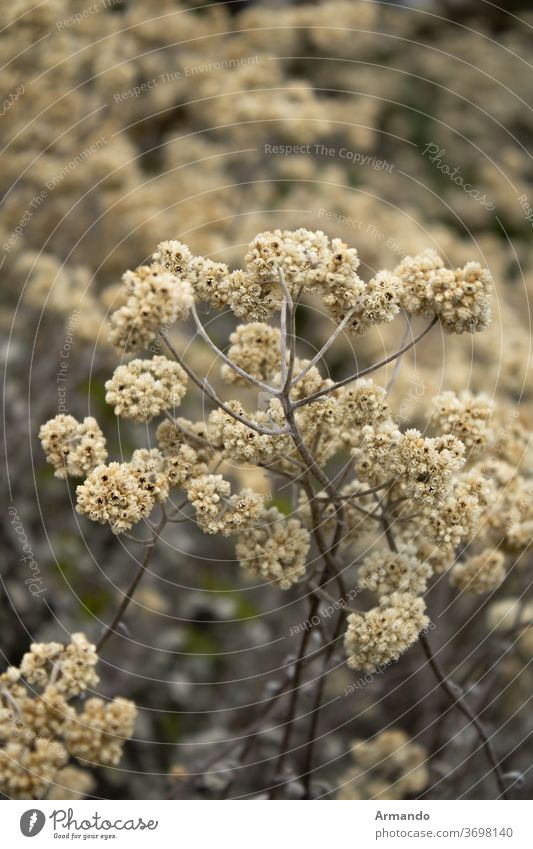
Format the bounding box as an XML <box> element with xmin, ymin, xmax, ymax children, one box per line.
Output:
<box><xmin>354</xmin><ymin>425</ymin><xmax>465</xmax><ymax>505</ymax></box>
<box><xmin>156</xmin><ymin>417</ymin><xmax>214</xmax><ymax>464</ymax></box>
<box><xmin>39</xmin><ymin>415</ymin><xmax>107</xmax><ymax>479</ymax></box>
<box><xmin>75</xmin><ymin>445</ymin><xmax>179</xmax><ymax>534</ymax></box>
<box><xmin>105</xmin><ymin>356</ymin><xmax>188</xmax><ymax>421</ymax></box>
<box><xmin>18</xmin><ymin>633</ymin><xmax>98</xmax><ymax>697</ymax></box>
<box><xmin>432</xmin><ymin>390</ymin><xmax>493</xmax><ymax>455</ymax></box>
<box><xmin>422</xmin><ymin>469</ymin><xmax>495</xmax><ymax>553</ymax></box>
<box><xmin>153</xmin><ymin>230</ymin><xmax>407</xmax><ymax>335</ymax></box>
<box><xmin>450</xmin><ymin>548</ymin><xmax>506</xmax><ymax>593</ymax></box>
<box><xmin>108</xmin><ymin>262</ymin><xmax>193</xmax><ymax>352</ymax></box>
<box><xmin>394</xmin><ymin>250</ymin><xmax>492</xmax><ymax>333</ymax></box>
<box><xmin>208</xmin><ymin>401</ymin><xmax>291</xmax><ymax>465</ymax></box>
<box><xmin>187</xmin><ymin>474</ymin><xmax>263</xmax><ymax>536</ymax></box>
<box><xmin>340</xmin><ymin>270</ymin><xmax>401</xmax><ymax>335</ymax></box>
<box><xmin>344</xmin><ymin>593</ymin><xmax>429</xmax><ymax>673</ymax></box>
<box><xmin>338</xmin><ymin>730</ymin><xmax>429</xmax><ymax>800</ymax></box>
<box><xmin>337</xmin><ymin>379</ymin><xmax>389</xmax><ymax>433</ymax></box>
<box><xmin>0</xmin><ymin>634</ymin><xmax>136</xmax><ymax>799</ymax></box>
<box><xmin>154</xmin><ymin>239</ymin><xmax>244</xmax><ymax>313</ymax></box>
<box><xmin>220</xmin><ymin>322</ymin><xmax>281</xmax><ymax>386</ymax></box>
<box><xmin>358</xmin><ymin>548</ymin><xmax>432</xmax><ymax>597</ymax></box>
<box><xmin>236</xmin><ymin>507</ymin><xmax>311</xmax><ymax>589</ymax></box>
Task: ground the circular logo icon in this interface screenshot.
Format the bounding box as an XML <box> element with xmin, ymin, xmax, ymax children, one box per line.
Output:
<box><xmin>20</xmin><ymin>810</ymin><xmax>46</xmax><ymax>837</ymax></box>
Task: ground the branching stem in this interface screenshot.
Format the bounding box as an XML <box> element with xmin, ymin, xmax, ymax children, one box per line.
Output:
<box><xmin>292</xmin><ymin>317</ymin><xmax>438</xmax><ymax>409</ymax></box>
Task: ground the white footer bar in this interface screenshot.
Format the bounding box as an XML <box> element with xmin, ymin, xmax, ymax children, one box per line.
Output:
<box><xmin>4</xmin><ymin>799</ymin><xmax>530</xmax><ymax>848</ymax></box>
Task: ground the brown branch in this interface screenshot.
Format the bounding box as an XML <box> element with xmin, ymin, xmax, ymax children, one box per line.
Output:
<box><xmin>419</xmin><ymin>632</ymin><xmax>509</xmax><ymax>799</ymax></box>
<box><xmin>162</xmin><ymin>332</ymin><xmax>290</xmax><ymax>437</ymax></box>
<box><xmin>301</xmin><ymin>610</ymin><xmax>345</xmax><ymax>797</ymax></box>
<box><xmin>292</xmin><ymin>317</ymin><xmax>438</xmax><ymax>409</ymax></box>
<box><xmin>380</xmin><ymin>511</ymin><xmax>509</xmax><ymax>798</ymax></box>
<box><xmin>269</xmin><ymin>594</ymin><xmax>321</xmax><ymax>798</ymax></box>
<box><xmin>96</xmin><ymin>516</ymin><xmax>166</xmax><ymax>654</ymax></box>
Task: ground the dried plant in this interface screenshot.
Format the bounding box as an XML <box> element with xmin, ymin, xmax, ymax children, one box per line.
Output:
<box><xmin>35</xmin><ymin>227</ymin><xmax>525</xmax><ymax>799</ymax></box>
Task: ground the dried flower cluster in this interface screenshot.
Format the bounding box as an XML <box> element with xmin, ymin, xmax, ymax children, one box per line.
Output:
<box><xmin>236</xmin><ymin>507</ymin><xmax>311</xmax><ymax>589</ymax></box>
<box><xmin>39</xmin><ymin>228</ymin><xmax>503</xmax><ymax>673</ymax></box>
<box><xmin>432</xmin><ymin>390</ymin><xmax>494</xmax><ymax>456</ymax></box>
<box><xmin>344</xmin><ymin>593</ymin><xmax>429</xmax><ymax>673</ymax></box>
<box><xmin>358</xmin><ymin>548</ymin><xmax>432</xmax><ymax>597</ymax></box>
<box><xmin>395</xmin><ymin>251</ymin><xmax>492</xmax><ymax>333</ymax></box>
<box><xmin>338</xmin><ymin>730</ymin><xmax>429</xmax><ymax>800</ymax></box>
<box><xmin>105</xmin><ymin>356</ymin><xmax>188</xmax><ymax>421</ymax></box>
<box><xmin>450</xmin><ymin>548</ymin><xmax>506</xmax><ymax>594</ymax></box>
<box><xmin>37</xmin><ymin>223</ymin><xmax>530</xmax><ymax>801</ymax></box>
<box><xmin>153</xmin><ymin>232</ymin><xmax>491</xmax><ymax>337</ymax></box>
<box><xmin>0</xmin><ymin>634</ymin><xmax>136</xmax><ymax>799</ymax></box>
<box><xmin>75</xmin><ymin>458</ymin><xmax>166</xmax><ymax>535</ymax></box>
<box><xmin>39</xmin><ymin>416</ymin><xmax>107</xmax><ymax>479</ymax></box>
<box><xmin>108</xmin><ymin>263</ymin><xmax>193</xmax><ymax>353</ymax></box>
<box><xmin>221</xmin><ymin>323</ymin><xmax>281</xmax><ymax>386</ymax></box>
<box><xmin>186</xmin><ymin>475</ymin><xmax>263</xmax><ymax>537</ymax></box>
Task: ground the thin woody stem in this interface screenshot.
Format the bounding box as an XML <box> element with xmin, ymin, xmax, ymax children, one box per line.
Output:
<box><xmin>162</xmin><ymin>332</ymin><xmax>290</xmax><ymax>437</ymax></box>
<box><xmin>385</xmin><ymin>314</ymin><xmax>411</xmax><ymax>395</ymax></box>
<box><xmin>283</xmin><ymin>406</ymin><xmax>338</xmax><ymax>507</ymax></box>
<box><xmin>170</xmin><ymin>626</ymin><xmax>341</xmax><ymax>799</ymax></box>
<box><xmin>191</xmin><ymin>303</ymin><xmax>276</xmax><ymax>395</ymax></box>
<box><xmin>268</xmin><ymin>457</ymin><xmax>350</xmax><ymax>799</ymax></box>
<box><xmin>292</xmin><ymin>303</ymin><xmax>359</xmax><ymax>386</ymax></box>
<box><xmin>315</xmin><ymin>479</ymin><xmax>395</xmax><ymax>500</ymax></box>
<box><xmin>279</xmin><ymin>283</ymin><xmax>289</xmax><ymax>386</ymax></box>
<box><xmin>301</xmin><ymin>609</ymin><xmax>345</xmax><ymax>797</ymax></box>
<box><xmin>286</xmin><ymin>284</ymin><xmax>301</xmax><ymax>390</ymax></box>
<box><xmin>269</xmin><ymin>594</ymin><xmax>321</xmax><ymax>796</ymax></box>
<box><xmin>419</xmin><ymin>632</ymin><xmax>509</xmax><ymax>800</ymax></box>
<box><xmin>281</xmin><ymin>382</ymin><xmax>351</xmax><ymax>567</ymax></box>
<box><xmin>277</xmin><ymin>267</ymin><xmax>297</xmax><ymax>392</ymax></box>
<box><xmin>96</xmin><ymin>516</ymin><xmax>167</xmax><ymax>654</ymax></box>
<box><xmin>162</xmin><ymin>410</ymin><xmax>305</xmax><ymax>482</ymax></box>
<box><xmin>292</xmin><ymin>317</ymin><xmax>438</xmax><ymax>409</ymax></box>
<box><xmin>381</xmin><ymin>512</ymin><xmax>510</xmax><ymax>800</ymax></box>
<box><xmin>0</xmin><ymin>686</ymin><xmax>21</xmax><ymax>715</ymax></box>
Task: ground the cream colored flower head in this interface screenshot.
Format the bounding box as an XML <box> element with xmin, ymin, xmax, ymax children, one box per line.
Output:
<box><xmin>39</xmin><ymin>415</ymin><xmax>107</xmax><ymax>479</ymax></box>
<box><xmin>105</xmin><ymin>356</ymin><xmax>188</xmax><ymax>421</ymax></box>
<box><xmin>108</xmin><ymin>263</ymin><xmax>193</xmax><ymax>352</ymax></box>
